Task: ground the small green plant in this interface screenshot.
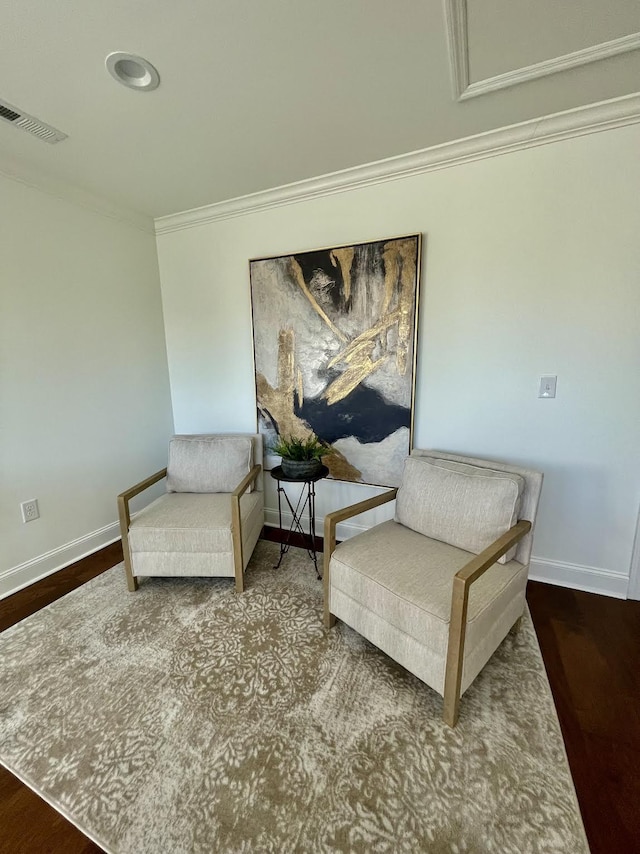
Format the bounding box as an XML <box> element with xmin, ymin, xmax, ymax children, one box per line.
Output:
<box><xmin>271</xmin><ymin>434</ymin><xmax>330</xmax><ymax>461</ymax></box>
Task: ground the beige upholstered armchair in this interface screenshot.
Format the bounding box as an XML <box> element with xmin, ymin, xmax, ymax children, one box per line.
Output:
<box><xmin>324</xmin><ymin>451</ymin><xmax>543</xmax><ymax>727</ymax></box>
<box><xmin>118</xmin><ymin>434</ymin><xmax>264</xmax><ymax>594</ymax></box>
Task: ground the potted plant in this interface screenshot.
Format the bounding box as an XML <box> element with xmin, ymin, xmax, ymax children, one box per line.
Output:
<box><xmin>271</xmin><ymin>434</ymin><xmax>330</xmax><ymax>479</ymax></box>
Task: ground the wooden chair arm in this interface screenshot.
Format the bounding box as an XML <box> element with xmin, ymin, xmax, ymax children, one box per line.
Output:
<box><xmin>231</xmin><ymin>464</ymin><xmax>262</xmax><ymax>594</ymax></box>
<box><xmin>117</xmin><ymin>467</ymin><xmax>167</xmax><ymax>593</ymax></box>
<box><xmin>324</xmin><ymin>488</ymin><xmax>398</xmax><ymax>539</ymax></box>
<box><xmin>323</xmin><ymin>488</ymin><xmax>397</xmax><ymax>625</ymax></box>
<box><xmin>454</xmin><ymin>519</ymin><xmax>532</xmax><ymax>585</ymax></box>
<box><xmin>232</xmin><ymin>464</ymin><xmax>262</xmax><ymax>498</ymax></box>
<box><xmin>443</xmin><ymin>518</ymin><xmax>532</xmax><ymax>726</ymax></box>
<box><xmin>117</xmin><ymin>468</ymin><xmax>168</xmax><ymax>505</ymax></box>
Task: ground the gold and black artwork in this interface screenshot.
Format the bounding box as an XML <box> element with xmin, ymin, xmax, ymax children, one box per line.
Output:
<box><xmin>249</xmin><ymin>234</ymin><xmax>421</xmax><ymax>487</ymax></box>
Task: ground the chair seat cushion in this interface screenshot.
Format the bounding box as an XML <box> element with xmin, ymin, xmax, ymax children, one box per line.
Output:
<box><xmin>395</xmin><ymin>456</ymin><xmax>524</xmax><ymax>563</ymax></box>
<box><xmin>129</xmin><ymin>491</ymin><xmax>262</xmax><ymax>554</ymax></box>
<box><xmin>330</xmin><ymin>520</ymin><xmax>527</xmax><ymax>691</ymax></box>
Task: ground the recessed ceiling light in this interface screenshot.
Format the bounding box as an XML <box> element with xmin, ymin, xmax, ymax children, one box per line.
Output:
<box><xmin>105</xmin><ymin>52</ymin><xmax>160</xmax><ymax>91</ymax></box>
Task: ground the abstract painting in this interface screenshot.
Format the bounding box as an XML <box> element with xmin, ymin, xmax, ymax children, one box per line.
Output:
<box><xmin>249</xmin><ymin>234</ymin><xmax>421</xmax><ymax>487</ymax></box>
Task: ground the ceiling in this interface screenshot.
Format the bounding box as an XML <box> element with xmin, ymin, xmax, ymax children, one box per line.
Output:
<box><xmin>0</xmin><ymin>0</ymin><xmax>638</xmax><ymax>219</ymax></box>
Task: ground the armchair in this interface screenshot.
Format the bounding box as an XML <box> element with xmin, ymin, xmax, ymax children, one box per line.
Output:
<box><xmin>118</xmin><ymin>434</ymin><xmax>264</xmax><ymax>594</ymax></box>
<box><xmin>324</xmin><ymin>450</ymin><xmax>543</xmax><ymax>727</ymax></box>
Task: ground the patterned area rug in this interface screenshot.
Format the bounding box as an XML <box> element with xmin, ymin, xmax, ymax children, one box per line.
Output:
<box><xmin>0</xmin><ymin>540</ymin><xmax>588</xmax><ymax>853</ymax></box>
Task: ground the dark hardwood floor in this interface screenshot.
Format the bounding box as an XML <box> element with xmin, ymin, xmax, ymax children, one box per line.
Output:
<box><xmin>527</xmin><ymin>581</ymin><xmax>640</xmax><ymax>854</ymax></box>
<box><xmin>1</xmin><ymin>539</ymin><xmax>639</xmax><ymax>853</ymax></box>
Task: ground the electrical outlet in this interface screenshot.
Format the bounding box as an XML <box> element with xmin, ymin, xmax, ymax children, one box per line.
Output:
<box><xmin>21</xmin><ymin>499</ymin><xmax>40</xmax><ymax>523</ymax></box>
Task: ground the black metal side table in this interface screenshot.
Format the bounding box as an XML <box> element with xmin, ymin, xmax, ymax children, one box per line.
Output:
<box><xmin>270</xmin><ymin>464</ymin><xmax>329</xmax><ymax>577</ymax></box>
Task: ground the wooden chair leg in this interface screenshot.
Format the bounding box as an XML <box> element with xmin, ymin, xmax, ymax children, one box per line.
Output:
<box><xmin>443</xmin><ymin>691</ymin><xmax>460</xmax><ymax>728</ymax></box>
<box><xmin>118</xmin><ymin>497</ymin><xmax>139</xmax><ymax>592</ymax></box>
<box><xmin>121</xmin><ymin>538</ymin><xmax>138</xmax><ymax>592</ymax></box>
<box><xmin>443</xmin><ymin>654</ymin><xmax>461</xmax><ymax>728</ymax></box>
<box><xmin>231</xmin><ymin>495</ymin><xmax>244</xmax><ymax>594</ymax></box>
<box><xmin>125</xmin><ymin>565</ymin><xmax>139</xmax><ymax>592</ymax></box>
<box><xmin>323</xmin><ymin>527</ymin><xmax>336</xmax><ymax>628</ymax></box>
<box><xmin>232</xmin><ymin>542</ymin><xmax>244</xmax><ymax>594</ymax></box>
<box><xmin>443</xmin><ymin>575</ymin><xmax>469</xmax><ymax>727</ymax></box>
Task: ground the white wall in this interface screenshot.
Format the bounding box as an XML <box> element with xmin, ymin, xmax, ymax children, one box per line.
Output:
<box><xmin>156</xmin><ymin>124</ymin><xmax>640</xmax><ymax>597</ymax></box>
<box><xmin>0</xmin><ymin>173</ymin><xmax>174</xmax><ymax>596</ymax></box>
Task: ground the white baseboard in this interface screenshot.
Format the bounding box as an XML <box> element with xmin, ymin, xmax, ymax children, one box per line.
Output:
<box><xmin>11</xmin><ymin>516</ymin><xmax>625</xmax><ymax>603</ymax></box>
<box><xmin>0</xmin><ymin>522</ymin><xmax>122</xmax><ymax>601</ymax></box>
<box><xmin>265</xmin><ymin>509</ymin><xmax>630</xmax><ymax>599</ymax></box>
<box><xmin>528</xmin><ymin>557</ymin><xmax>628</xmax><ymax>599</ymax></box>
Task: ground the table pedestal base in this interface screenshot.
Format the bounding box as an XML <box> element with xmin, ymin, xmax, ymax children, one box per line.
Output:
<box><xmin>270</xmin><ymin>464</ymin><xmax>329</xmax><ymax>579</ymax></box>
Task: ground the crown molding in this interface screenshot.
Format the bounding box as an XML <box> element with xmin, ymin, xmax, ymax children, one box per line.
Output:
<box><xmin>0</xmin><ymin>153</ymin><xmax>154</xmax><ymax>234</ymax></box>
<box><xmin>444</xmin><ymin>0</ymin><xmax>640</xmax><ymax>100</ymax></box>
<box><xmin>461</xmin><ymin>33</ymin><xmax>640</xmax><ymax>101</ymax></box>
<box><xmin>155</xmin><ymin>93</ymin><xmax>640</xmax><ymax>236</ymax></box>
<box><xmin>443</xmin><ymin>0</ymin><xmax>468</xmax><ymax>100</ymax></box>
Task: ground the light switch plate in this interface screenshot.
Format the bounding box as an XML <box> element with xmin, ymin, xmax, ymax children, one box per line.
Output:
<box><xmin>538</xmin><ymin>375</ymin><xmax>557</xmax><ymax>398</ymax></box>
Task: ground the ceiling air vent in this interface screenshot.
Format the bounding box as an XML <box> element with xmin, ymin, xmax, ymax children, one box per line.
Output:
<box><xmin>0</xmin><ymin>98</ymin><xmax>67</xmax><ymax>144</ymax></box>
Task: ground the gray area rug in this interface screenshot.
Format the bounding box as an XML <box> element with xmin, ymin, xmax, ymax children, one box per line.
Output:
<box><xmin>0</xmin><ymin>540</ymin><xmax>588</xmax><ymax>853</ymax></box>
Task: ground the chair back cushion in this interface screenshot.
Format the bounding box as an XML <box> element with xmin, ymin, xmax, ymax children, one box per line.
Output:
<box><xmin>395</xmin><ymin>457</ymin><xmax>524</xmax><ymax>563</ymax></box>
<box><xmin>166</xmin><ymin>435</ymin><xmax>253</xmax><ymax>493</ymax></box>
